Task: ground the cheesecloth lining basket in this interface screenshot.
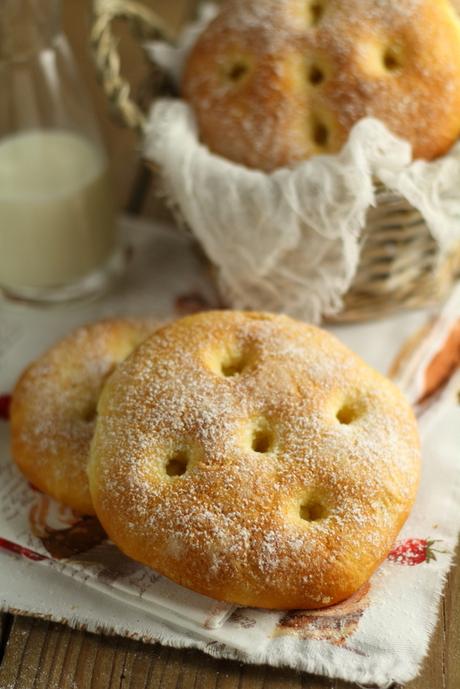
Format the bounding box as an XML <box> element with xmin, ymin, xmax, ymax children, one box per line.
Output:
<box><xmin>91</xmin><ymin>0</ymin><xmax>460</xmax><ymax>322</ymax></box>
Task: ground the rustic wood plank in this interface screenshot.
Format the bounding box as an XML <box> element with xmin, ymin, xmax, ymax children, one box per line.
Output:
<box><xmin>0</xmin><ymin>615</ymin><xmax>342</xmax><ymax>689</ymax></box>
<box><xmin>405</xmin><ymin>542</ymin><xmax>460</xmax><ymax>689</ymax></box>
<box><xmin>443</xmin><ymin>544</ymin><xmax>460</xmax><ymax>689</ymax></box>
<box><xmin>405</xmin><ymin>598</ymin><xmax>446</xmax><ymax>689</ymax></box>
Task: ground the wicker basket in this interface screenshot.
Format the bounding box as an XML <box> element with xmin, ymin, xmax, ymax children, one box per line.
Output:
<box><xmin>91</xmin><ymin>0</ymin><xmax>460</xmax><ymax>322</ymax></box>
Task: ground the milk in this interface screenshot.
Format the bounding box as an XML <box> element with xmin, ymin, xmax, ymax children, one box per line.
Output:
<box><xmin>0</xmin><ymin>130</ymin><xmax>116</xmax><ymax>290</ymax></box>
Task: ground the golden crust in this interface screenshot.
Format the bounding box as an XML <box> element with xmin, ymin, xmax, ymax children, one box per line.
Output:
<box><xmin>10</xmin><ymin>318</ymin><xmax>156</xmax><ymax>515</ymax></box>
<box><xmin>182</xmin><ymin>0</ymin><xmax>460</xmax><ymax>170</ymax></box>
<box><xmin>89</xmin><ymin>311</ymin><xmax>420</xmax><ymax>609</ymax></box>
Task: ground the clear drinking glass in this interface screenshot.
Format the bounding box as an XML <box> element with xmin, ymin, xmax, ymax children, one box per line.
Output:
<box><xmin>0</xmin><ymin>0</ymin><xmax>124</xmax><ymax>303</ymax></box>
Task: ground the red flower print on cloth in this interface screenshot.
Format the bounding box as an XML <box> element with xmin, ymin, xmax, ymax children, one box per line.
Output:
<box><xmin>388</xmin><ymin>538</ymin><xmax>446</xmax><ymax>566</ymax></box>
<box><xmin>0</xmin><ymin>537</ymin><xmax>47</xmax><ymax>562</ymax></box>
<box><xmin>0</xmin><ymin>394</ymin><xmax>11</xmax><ymax>421</ymax></box>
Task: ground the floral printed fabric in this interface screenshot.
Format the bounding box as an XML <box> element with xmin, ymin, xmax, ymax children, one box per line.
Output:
<box><xmin>1</xmin><ymin>220</ymin><xmax>460</xmax><ymax>686</ymax></box>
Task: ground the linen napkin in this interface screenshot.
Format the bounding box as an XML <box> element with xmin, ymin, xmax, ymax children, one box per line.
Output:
<box><xmin>1</xmin><ymin>216</ymin><xmax>459</xmax><ymax>686</ymax></box>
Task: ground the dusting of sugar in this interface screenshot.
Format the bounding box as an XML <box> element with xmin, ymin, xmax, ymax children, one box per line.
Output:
<box><xmin>90</xmin><ymin>311</ymin><xmax>420</xmax><ymax>607</ymax></box>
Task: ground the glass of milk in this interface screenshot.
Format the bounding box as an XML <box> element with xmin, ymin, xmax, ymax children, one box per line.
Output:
<box><xmin>0</xmin><ymin>0</ymin><xmax>123</xmax><ymax>303</ymax></box>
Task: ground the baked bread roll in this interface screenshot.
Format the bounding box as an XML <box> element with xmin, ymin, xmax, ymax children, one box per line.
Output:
<box><xmin>182</xmin><ymin>0</ymin><xmax>460</xmax><ymax>171</ymax></box>
<box><xmin>89</xmin><ymin>311</ymin><xmax>420</xmax><ymax>609</ymax></box>
<box><xmin>11</xmin><ymin>319</ymin><xmax>156</xmax><ymax>515</ymax></box>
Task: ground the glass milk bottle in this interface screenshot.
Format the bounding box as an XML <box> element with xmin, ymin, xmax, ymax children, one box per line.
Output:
<box><xmin>0</xmin><ymin>0</ymin><xmax>123</xmax><ymax>303</ymax></box>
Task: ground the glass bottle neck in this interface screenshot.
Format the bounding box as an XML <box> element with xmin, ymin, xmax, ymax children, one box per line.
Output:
<box><xmin>0</xmin><ymin>0</ymin><xmax>61</xmax><ymax>62</ymax></box>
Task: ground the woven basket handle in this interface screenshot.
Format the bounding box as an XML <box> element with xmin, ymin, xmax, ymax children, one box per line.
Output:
<box><xmin>91</xmin><ymin>0</ymin><xmax>175</xmax><ymax>132</ymax></box>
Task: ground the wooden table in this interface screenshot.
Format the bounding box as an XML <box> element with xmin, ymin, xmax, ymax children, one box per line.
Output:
<box><xmin>1</xmin><ymin>2</ymin><xmax>459</xmax><ymax>687</ymax></box>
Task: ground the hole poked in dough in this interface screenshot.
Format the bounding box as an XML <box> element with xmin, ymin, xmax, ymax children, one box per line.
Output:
<box><xmin>336</xmin><ymin>401</ymin><xmax>363</xmax><ymax>425</ymax></box>
<box><xmin>327</xmin><ymin>391</ymin><xmax>366</xmax><ymax>426</ymax></box>
<box><xmin>251</xmin><ymin>419</ymin><xmax>275</xmax><ymax>454</ymax></box>
<box><xmin>299</xmin><ymin>499</ymin><xmax>328</xmax><ymax>521</ymax></box>
<box><xmin>288</xmin><ymin>490</ymin><xmax>330</xmax><ymax>524</ymax></box>
<box><xmin>308</xmin><ymin>63</ymin><xmax>325</xmax><ymax>85</ymax></box>
<box><xmin>221</xmin><ymin>354</ymin><xmax>247</xmax><ymax>377</ymax></box>
<box><xmin>240</xmin><ymin>417</ymin><xmax>276</xmax><ymax>454</ymax></box>
<box><xmin>309</xmin><ymin>0</ymin><xmax>326</xmax><ymax>26</ymax></box>
<box><xmin>82</xmin><ymin>404</ymin><xmax>97</xmax><ymax>423</ymax></box>
<box><xmin>382</xmin><ymin>44</ymin><xmax>404</xmax><ymax>72</ymax></box>
<box><xmin>207</xmin><ymin>342</ymin><xmax>252</xmax><ymax>378</ymax></box>
<box><xmin>228</xmin><ymin>62</ymin><xmax>249</xmax><ymax>81</ymax></box>
<box><xmin>165</xmin><ymin>450</ymin><xmax>190</xmax><ymax>477</ymax></box>
<box><xmin>357</xmin><ymin>38</ymin><xmax>405</xmax><ymax>77</ymax></box>
<box><xmin>311</xmin><ymin>116</ymin><xmax>330</xmax><ymax>147</ymax></box>
<box><xmin>221</xmin><ymin>56</ymin><xmax>252</xmax><ymax>85</ymax></box>
<box><xmin>298</xmin><ymin>489</ymin><xmax>330</xmax><ymax>522</ymax></box>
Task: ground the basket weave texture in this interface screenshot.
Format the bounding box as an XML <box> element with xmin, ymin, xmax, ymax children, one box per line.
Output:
<box><xmin>91</xmin><ymin>0</ymin><xmax>460</xmax><ymax>322</ymax></box>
